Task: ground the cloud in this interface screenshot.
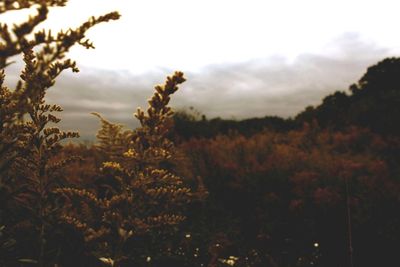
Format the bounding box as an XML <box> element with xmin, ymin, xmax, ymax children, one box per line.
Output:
<box><xmin>173</xmin><ymin>33</ymin><xmax>392</xmax><ymax>118</ymax></box>
<box><xmin>3</xmin><ymin>33</ymin><xmax>397</xmax><ymax>140</ymax></box>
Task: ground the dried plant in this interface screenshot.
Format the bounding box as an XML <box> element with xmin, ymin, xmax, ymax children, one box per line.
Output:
<box><xmin>91</xmin><ymin>112</ymin><xmax>131</xmax><ymax>162</ymax></box>
<box><xmin>0</xmin><ymin>1</ymin><xmax>119</xmax><ymax>265</ymax></box>
<box><xmin>56</xmin><ymin>72</ymin><xmax>196</xmax><ymax>266</ymax></box>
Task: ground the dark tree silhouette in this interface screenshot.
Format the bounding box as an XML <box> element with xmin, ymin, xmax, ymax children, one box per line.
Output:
<box><xmin>296</xmin><ymin>57</ymin><xmax>400</xmax><ymax>135</ymax></box>
<box><xmin>349</xmin><ymin>57</ymin><xmax>400</xmax><ymax>134</ymax></box>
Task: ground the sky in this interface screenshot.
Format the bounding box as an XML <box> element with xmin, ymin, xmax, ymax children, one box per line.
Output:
<box><xmin>2</xmin><ymin>0</ymin><xmax>400</xmax><ymax>139</ymax></box>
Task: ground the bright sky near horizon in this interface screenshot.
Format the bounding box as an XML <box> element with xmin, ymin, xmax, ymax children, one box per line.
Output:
<box><xmin>3</xmin><ymin>0</ymin><xmax>400</xmax><ymax>73</ymax></box>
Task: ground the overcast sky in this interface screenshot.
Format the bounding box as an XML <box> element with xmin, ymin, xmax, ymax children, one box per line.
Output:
<box><xmin>2</xmin><ymin>0</ymin><xmax>400</xmax><ymax>139</ymax></box>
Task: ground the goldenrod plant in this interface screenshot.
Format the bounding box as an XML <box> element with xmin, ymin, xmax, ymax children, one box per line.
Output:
<box><xmin>0</xmin><ymin>1</ymin><xmax>119</xmax><ymax>265</ymax></box>
<box><xmin>56</xmin><ymin>72</ymin><xmax>195</xmax><ymax>266</ymax></box>
<box><xmin>91</xmin><ymin>112</ymin><xmax>131</xmax><ymax>162</ymax></box>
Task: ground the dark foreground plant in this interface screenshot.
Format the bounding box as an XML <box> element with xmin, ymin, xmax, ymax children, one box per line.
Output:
<box><xmin>56</xmin><ymin>71</ymin><xmax>199</xmax><ymax>266</ymax></box>
<box><xmin>0</xmin><ymin>1</ymin><xmax>119</xmax><ymax>265</ymax></box>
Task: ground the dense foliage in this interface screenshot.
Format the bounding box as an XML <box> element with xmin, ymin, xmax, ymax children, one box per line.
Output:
<box><xmin>177</xmin><ymin>126</ymin><xmax>400</xmax><ymax>267</ymax></box>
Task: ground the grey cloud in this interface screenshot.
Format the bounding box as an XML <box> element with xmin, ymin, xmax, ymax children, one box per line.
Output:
<box><xmin>3</xmin><ymin>33</ymin><xmax>398</xmax><ymax>140</ymax></box>
<box><xmin>174</xmin><ymin>33</ymin><xmax>392</xmax><ymax>119</ymax></box>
